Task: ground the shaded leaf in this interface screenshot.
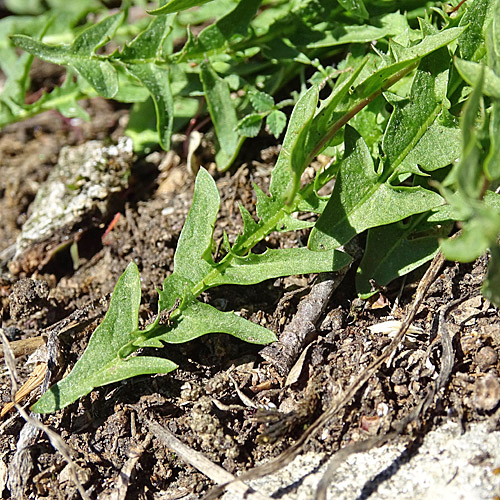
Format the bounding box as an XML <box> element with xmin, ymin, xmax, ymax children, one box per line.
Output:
<box><xmin>200</xmin><ymin>61</ymin><xmax>244</xmax><ymax>171</ymax></box>
<box><xmin>356</xmin><ymin>215</ymin><xmax>452</xmax><ymax>296</ymax></box>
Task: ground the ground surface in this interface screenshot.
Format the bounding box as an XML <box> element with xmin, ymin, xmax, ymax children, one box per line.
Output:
<box><xmin>1</xmin><ymin>84</ymin><xmax>500</xmax><ymax>499</ymax></box>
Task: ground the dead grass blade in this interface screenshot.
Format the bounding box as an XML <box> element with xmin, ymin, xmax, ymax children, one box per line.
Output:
<box><xmin>0</xmin><ymin>325</ymin><xmax>91</xmax><ymax>500</ymax></box>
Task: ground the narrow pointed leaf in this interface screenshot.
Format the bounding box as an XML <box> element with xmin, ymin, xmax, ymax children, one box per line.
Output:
<box><xmin>208</xmin><ymin>247</ymin><xmax>352</xmax><ymax>287</ymax></box>
<box><xmin>149</xmin><ymin>0</ymin><xmax>214</xmax><ymax>15</ymax></box>
<box><xmin>10</xmin><ymin>11</ymin><xmax>125</xmax><ymax>98</ymax></box>
<box><xmin>138</xmin><ymin>300</ymin><xmax>276</xmax><ymax>346</ymax></box>
<box><xmin>72</xmin><ymin>11</ymin><xmax>125</xmax><ymax>54</ymax></box>
<box><xmin>482</xmin><ymin>244</ymin><xmax>500</xmax><ymax>307</ymax></box>
<box><xmin>174</xmin><ymin>167</ymin><xmax>219</xmax><ymax>282</ymax></box>
<box><xmin>181</xmin><ymin>0</ymin><xmax>262</xmax><ymax>59</ymax></box>
<box><xmin>32</xmin><ymin>263</ymin><xmax>177</xmax><ymax>413</ymax></box>
<box><xmin>485</xmin><ymin>101</ymin><xmax>500</xmax><ymax>180</ymax></box>
<box><xmin>200</xmin><ymin>61</ymin><xmax>244</xmax><ymax>171</ymax></box>
<box><xmin>269</xmin><ymin>85</ymin><xmax>319</xmax><ymax>203</ymax></box>
<box><xmin>125</xmin><ymin>63</ymin><xmax>173</xmax><ymax>149</ymax></box>
<box><xmin>121</xmin><ymin>14</ymin><xmax>173</xmax><ymax>60</ymax></box>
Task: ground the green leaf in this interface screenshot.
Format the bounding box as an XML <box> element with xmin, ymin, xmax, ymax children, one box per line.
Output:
<box><xmin>482</xmin><ymin>244</ymin><xmax>500</xmax><ymax>307</ymax></box>
<box><xmin>149</xmin><ymin>0</ymin><xmax>214</xmax><ymax>15</ymax></box>
<box><xmin>382</xmin><ymin>47</ymin><xmax>451</xmax><ymax>171</ymax></box>
<box><xmin>454</xmin><ymin>58</ymin><xmax>500</xmax><ymax>98</ymax></box>
<box><xmin>120</xmin><ymin>14</ymin><xmax>173</xmax><ymax>60</ymax></box>
<box><xmin>309</xmin><ymin>127</ymin><xmax>444</xmax><ymax>251</ymax></box>
<box><xmin>11</xmin><ymin>11</ymin><xmax>125</xmax><ymax>98</ymax></box>
<box><xmin>303</xmin><ymin>12</ymin><xmax>408</xmax><ymax>49</ymax></box>
<box><xmin>485</xmin><ymin>101</ymin><xmax>500</xmax><ymax>180</ymax></box>
<box><xmin>445</xmin><ymin>65</ymin><xmax>485</xmax><ymax>200</ymax></box>
<box><xmin>32</xmin><ymin>263</ymin><xmax>177</xmax><ymax>413</ymax></box>
<box><xmin>138</xmin><ymin>299</ymin><xmax>276</xmax><ymax>346</ymax></box>
<box><xmin>356</xmin><ymin>26</ymin><xmax>465</xmax><ymax>98</ymax></box>
<box><xmin>208</xmin><ymin>247</ymin><xmax>352</xmax><ymax>287</ymax></box>
<box><xmin>236</xmin><ymin>113</ymin><xmax>263</xmax><ymax>138</ymax></box>
<box><xmin>174</xmin><ymin>167</ymin><xmax>219</xmax><ymax>283</ymax></box>
<box><xmin>250</xmin><ymin>90</ymin><xmax>274</xmax><ymax>113</ymax></box>
<box><xmin>356</xmin><ymin>215</ymin><xmax>451</xmax><ymax>296</ymax></box>
<box><xmin>398</xmin><ymin>122</ymin><xmax>462</xmax><ymax>173</ymax></box>
<box><xmin>266</xmin><ymin>109</ymin><xmax>287</xmax><ymax>138</ymax></box>
<box><xmin>125</xmin><ymin>63</ymin><xmax>173</xmax><ymax>150</ymax></box>
<box><xmin>338</xmin><ymin>0</ymin><xmax>368</xmax><ymax>20</ymax></box>
<box><xmin>179</xmin><ymin>0</ymin><xmax>262</xmax><ymax>59</ymax></box>
<box><xmin>200</xmin><ymin>61</ymin><xmax>244</xmax><ymax>171</ymax></box>
<box><xmin>440</xmin><ymin>205</ymin><xmax>500</xmax><ymax>261</ymax></box>
<box><xmin>269</xmin><ymin>85</ymin><xmax>319</xmax><ymax>204</ymax></box>
<box><xmin>457</xmin><ymin>0</ymin><xmax>491</xmax><ymax>62</ymax></box>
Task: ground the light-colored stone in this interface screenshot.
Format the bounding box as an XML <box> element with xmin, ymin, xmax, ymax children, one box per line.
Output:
<box><xmin>224</xmin><ymin>421</ymin><xmax>500</xmax><ymax>500</ymax></box>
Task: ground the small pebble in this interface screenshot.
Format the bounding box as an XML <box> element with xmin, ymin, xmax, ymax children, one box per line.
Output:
<box><xmin>391</xmin><ymin>367</ymin><xmax>408</xmax><ymax>385</ymax></box>
<box><xmin>474</xmin><ymin>373</ymin><xmax>500</xmax><ymax>411</ymax></box>
<box><xmin>394</xmin><ymin>384</ymin><xmax>409</xmax><ymax>398</ymax></box>
<box><xmin>475</xmin><ymin>346</ymin><xmax>498</xmax><ymax>371</ymax></box>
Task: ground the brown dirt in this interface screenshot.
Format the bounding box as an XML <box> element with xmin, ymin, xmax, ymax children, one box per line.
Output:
<box><xmin>1</xmin><ymin>68</ymin><xmax>499</xmax><ymax>500</ymax></box>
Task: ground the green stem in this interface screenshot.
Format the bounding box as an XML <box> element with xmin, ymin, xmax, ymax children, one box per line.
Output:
<box><xmin>310</xmin><ymin>60</ymin><xmax>420</xmax><ymax>164</ymax></box>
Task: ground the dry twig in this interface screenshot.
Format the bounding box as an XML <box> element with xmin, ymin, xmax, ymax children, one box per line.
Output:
<box><xmin>99</xmin><ymin>434</ymin><xmax>153</xmax><ymax>500</ymax></box>
<box><xmin>260</xmin><ymin>269</ymin><xmax>349</xmax><ymax>376</ymax></box>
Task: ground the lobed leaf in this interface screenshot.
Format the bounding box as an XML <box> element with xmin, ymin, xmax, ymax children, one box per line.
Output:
<box><xmin>178</xmin><ymin>0</ymin><xmax>262</xmax><ymax>60</ymax></box>
<box><xmin>138</xmin><ymin>299</ymin><xmax>276</xmax><ymax>347</ymax></box>
<box><xmin>11</xmin><ymin>11</ymin><xmax>126</xmax><ymax>98</ymax></box>
<box><xmin>356</xmin><ymin>26</ymin><xmax>464</xmax><ymax>98</ymax></box>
